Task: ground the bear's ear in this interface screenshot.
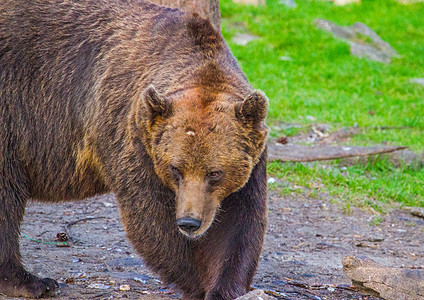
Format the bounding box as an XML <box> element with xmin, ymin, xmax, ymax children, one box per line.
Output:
<box><xmin>142</xmin><ymin>85</ymin><xmax>172</xmax><ymax>121</ymax></box>
<box><xmin>235</xmin><ymin>90</ymin><xmax>268</xmax><ymax>126</ymax></box>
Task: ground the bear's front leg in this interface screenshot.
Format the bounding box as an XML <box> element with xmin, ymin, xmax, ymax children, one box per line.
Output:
<box><xmin>0</xmin><ymin>156</ymin><xmax>59</xmax><ymax>298</ymax></box>
<box><xmin>202</xmin><ymin>207</ymin><xmax>266</xmax><ymax>300</ymax></box>
<box><xmin>197</xmin><ymin>153</ymin><xmax>267</xmax><ymax>300</ymax></box>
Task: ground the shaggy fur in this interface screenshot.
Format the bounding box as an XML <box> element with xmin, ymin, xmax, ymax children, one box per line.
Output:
<box><xmin>0</xmin><ymin>0</ymin><xmax>268</xmax><ymax>299</ymax></box>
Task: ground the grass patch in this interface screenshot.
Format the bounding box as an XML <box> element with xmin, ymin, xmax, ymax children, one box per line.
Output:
<box><xmin>221</xmin><ymin>0</ymin><xmax>424</xmax><ymax>148</ymax></box>
<box><xmin>221</xmin><ymin>0</ymin><xmax>424</xmax><ymax>207</ymax></box>
<box><xmin>267</xmin><ymin>160</ymin><xmax>424</xmax><ymax>208</ymax></box>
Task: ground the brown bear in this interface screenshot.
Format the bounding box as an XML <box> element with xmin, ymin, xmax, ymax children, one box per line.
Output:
<box><xmin>0</xmin><ymin>0</ymin><xmax>268</xmax><ymax>299</ymax></box>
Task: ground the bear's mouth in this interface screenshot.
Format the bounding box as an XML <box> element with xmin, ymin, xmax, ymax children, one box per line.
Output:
<box><xmin>179</xmin><ymin>229</ymin><xmax>201</xmax><ymax>239</ymax></box>
<box><xmin>177</xmin><ymin>218</ymin><xmax>213</xmax><ymax>240</ymax></box>
<box><xmin>178</xmin><ymin>225</ymin><xmax>208</xmax><ymax>239</ymax></box>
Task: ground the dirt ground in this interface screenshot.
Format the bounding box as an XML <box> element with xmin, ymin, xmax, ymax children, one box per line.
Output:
<box><xmin>3</xmin><ymin>181</ymin><xmax>423</xmax><ymax>300</ymax></box>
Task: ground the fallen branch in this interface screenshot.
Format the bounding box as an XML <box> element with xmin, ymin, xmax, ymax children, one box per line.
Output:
<box><xmin>342</xmin><ymin>256</ymin><xmax>424</xmax><ymax>300</ymax></box>
<box><xmin>268</xmin><ymin>144</ymin><xmax>407</xmax><ymax>162</ymax></box>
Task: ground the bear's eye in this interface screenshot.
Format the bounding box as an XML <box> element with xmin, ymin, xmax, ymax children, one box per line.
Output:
<box><xmin>169</xmin><ymin>165</ymin><xmax>183</xmax><ymax>181</ymax></box>
<box><xmin>206</xmin><ymin>170</ymin><xmax>224</xmax><ymax>182</ymax></box>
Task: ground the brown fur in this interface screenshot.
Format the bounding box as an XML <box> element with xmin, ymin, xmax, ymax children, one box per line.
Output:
<box><xmin>0</xmin><ymin>0</ymin><xmax>268</xmax><ymax>299</ymax></box>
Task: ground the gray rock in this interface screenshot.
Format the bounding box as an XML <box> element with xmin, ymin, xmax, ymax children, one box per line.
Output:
<box><xmin>231</xmin><ymin>33</ymin><xmax>260</xmax><ymax>46</ymax></box>
<box><xmin>315</xmin><ymin>19</ymin><xmax>355</xmax><ymax>39</ymax></box>
<box><xmin>410</xmin><ymin>78</ymin><xmax>424</xmax><ymax>86</ymax></box>
<box><xmin>279</xmin><ymin>56</ymin><xmax>292</xmax><ymax>61</ymax></box>
<box><xmin>367</xmin><ymin>235</ymin><xmax>385</xmax><ymax>242</ymax></box>
<box><xmin>315</xmin><ymin>19</ymin><xmax>398</xmax><ymax>63</ymax></box>
<box><xmin>235</xmin><ymin>289</ymin><xmax>276</xmax><ymax>300</ymax></box>
<box><xmin>352</xmin><ymin>22</ymin><xmax>399</xmax><ymax>58</ymax></box>
<box><xmin>349</xmin><ymin>41</ymin><xmax>391</xmax><ymax>64</ymax></box>
<box><xmin>279</xmin><ymin>0</ymin><xmax>297</xmax><ymax>8</ymax></box>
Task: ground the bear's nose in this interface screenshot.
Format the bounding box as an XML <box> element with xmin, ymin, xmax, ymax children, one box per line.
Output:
<box><xmin>177</xmin><ymin>217</ymin><xmax>201</xmax><ymax>233</ymax></box>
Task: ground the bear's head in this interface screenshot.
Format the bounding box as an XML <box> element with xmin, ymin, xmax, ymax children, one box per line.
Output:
<box><xmin>134</xmin><ymin>85</ymin><xmax>268</xmax><ymax>238</ymax></box>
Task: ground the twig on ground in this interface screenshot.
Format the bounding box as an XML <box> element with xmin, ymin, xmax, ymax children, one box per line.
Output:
<box><xmin>65</xmin><ymin>216</ymin><xmax>107</xmax><ymax>244</ymax></box>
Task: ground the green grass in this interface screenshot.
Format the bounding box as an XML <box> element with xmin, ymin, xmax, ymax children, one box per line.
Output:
<box><xmin>267</xmin><ymin>159</ymin><xmax>424</xmax><ymax>208</ymax></box>
<box><xmin>221</xmin><ymin>0</ymin><xmax>424</xmax><ymax>207</ymax></box>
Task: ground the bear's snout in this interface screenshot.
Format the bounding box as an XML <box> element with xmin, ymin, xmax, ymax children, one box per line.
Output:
<box><xmin>177</xmin><ymin>217</ymin><xmax>202</xmax><ymax>234</ymax></box>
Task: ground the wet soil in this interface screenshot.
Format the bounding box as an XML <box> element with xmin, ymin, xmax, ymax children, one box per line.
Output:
<box><xmin>3</xmin><ymin>184</ymin><xmax>423</xmax><ymax>299</ymax></box>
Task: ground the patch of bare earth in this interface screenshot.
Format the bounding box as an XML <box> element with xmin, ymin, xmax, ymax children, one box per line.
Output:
<box><xmin>2</xmin><ymin>188</ymin><xmax>423</xmax><ymax>299</ymax></box>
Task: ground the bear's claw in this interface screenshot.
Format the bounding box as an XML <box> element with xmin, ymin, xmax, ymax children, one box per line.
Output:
<box><xmin>0</xmin><ymin>272</ymin><xmax>59</xmax><ymax>298</ymax></box>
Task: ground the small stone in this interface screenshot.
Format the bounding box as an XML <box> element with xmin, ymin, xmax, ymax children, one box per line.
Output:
<box><xmin>235</xmin><ymin>289</ymin><xmax>276</xmax><ymax>299</ymax></box>
<box><xmin>76</xmin><ymin>272</ymin><xmax>87</xmax><ymax>278</ymax></box>
<box><xmin>233</xmin><ymin>0</ymin><xmax>265</xmax><ymax>5</ymax></box>
<box><xmin>133</xmin><ymin>277</ymin><xmax>147</xmax><ymax>284</ymax></box>
<box><xmin>279</xmin><ymin>0</ymin><xmax>297</xmax><ymax>8</ymax></box>
<box><xmin>410</xmin><ymin>78</ymin><xmax>424</xmax><ymax>86</ymax></box>
<box><xmin>333</xmin><ymin>0</ymin><xmax>361</xmax><ymax>5</ymax></box>
<box><xmin>88</xmin><ymin>283</ymin><xmax>111</xmax><ymax>290</ymax></box>
<box><xmin>279</xmin><ymin>56</ymin><xmax>292</xmax><ymax>61</ymax></box>
<box><xmin>231</xmin><ymin>33</ymin><xmax>260</xmax><ymax>46</ymax></box>
<box><xmin>102</xmin><ymin>202</ymin><xmax>114</xmax><ymax>207</ymax></box>
<box><xmin>267</xmin><ymin>177</ymin><xmax>277</xmax><ymax>184</ymax></box>
<box><xmin>367</xmin><ymin>235</ymin><xmax>385</xmax><ymax>242</ymax></box>
<box><xmin>356</xmin><ymin>242</ymin><xmax>378</xmax><ymax>249</ymax></box>
<box><xmin>65</xmin><ymin>278</ymin><xmax>75</xmax><ymax>284</ymax></box>
<box><xmin>316</xmin><ymin>242</ymin><xmax>339</xmax><ymax>249</ymax></box>
<box><xmin>119</xmin><ymin>284</ymin><xmax>131</xmax><ymax>291</ymax></box>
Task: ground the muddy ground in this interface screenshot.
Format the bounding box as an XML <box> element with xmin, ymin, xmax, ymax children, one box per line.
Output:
<box><xmin>3</xmin><ymin>181</ymin><xmax>424</xmax><ymax>300</ymax></box>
